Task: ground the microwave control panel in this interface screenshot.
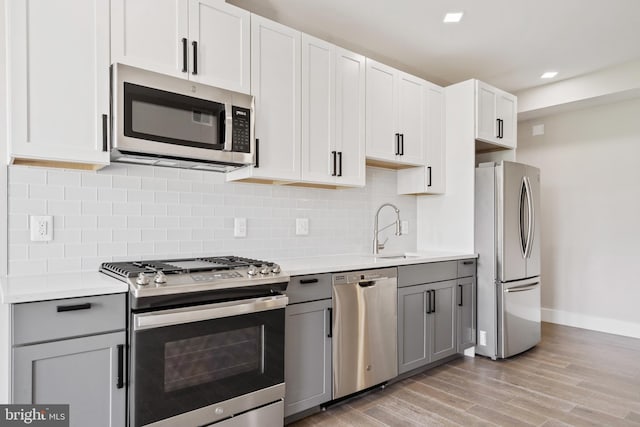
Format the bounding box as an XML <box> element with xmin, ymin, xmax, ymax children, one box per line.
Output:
<box><xmin>231</xmin><ymin>106</ymin><xmax>251</xmax><ymax>153</ymax></box>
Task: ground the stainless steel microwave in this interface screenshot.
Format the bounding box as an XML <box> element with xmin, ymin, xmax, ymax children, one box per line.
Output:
<box><xmin>110</xmin><ymin>63</ymin><xmax>254</xmax><ymax>172</ymax></box>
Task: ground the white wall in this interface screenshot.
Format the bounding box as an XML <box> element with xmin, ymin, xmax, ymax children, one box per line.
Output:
<box><xmin>517</xmin><ymin>97</ymin><xmax>640</xmax><ymax>338</ymax></box>
<box><xmin>6</xmin><ymin>165</ymin><xmax>416</xmax><ymax>275</ymax></box>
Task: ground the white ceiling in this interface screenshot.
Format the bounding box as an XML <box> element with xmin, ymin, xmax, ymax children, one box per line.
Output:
<box><xmin>227</xmin><ymin>0</ymin><xmax>640</xmax><ymax>93</ymax></box>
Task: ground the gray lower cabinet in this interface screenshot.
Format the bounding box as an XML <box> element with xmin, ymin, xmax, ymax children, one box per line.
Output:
<box><xmin>397</xmin><ymin>280</ymin><xmax>457</xmax><ymax>374</ymax></box>
<box><xmin>284</xmin><ymin>274</ymin><xmax>333</xmax><ymax>417</ymax></box>
<box><xmin>11</xmin><ymin>294</ymin><xmax>126</xmax><ymax>427</ymax></box>
<box><xmin>457</xmin><ymin>259</ymin><xmax>477</xmax><ymax>352</ymax></box>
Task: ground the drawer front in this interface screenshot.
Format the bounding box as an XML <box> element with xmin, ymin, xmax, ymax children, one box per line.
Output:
<box><xmin>286</xmin><ymin>274</ymin><xmax>332</xmax><ymax>304</ymax></box>
<box><xmin>398</xmin><ymin>261</ymin><xmax>457</xmax><ymax>288</ymax></box>
<box><xmin>13</xmin><ymin>293</ymin><xmax>126</xmax><ymax>345</ymax></box>
<box><xmin>457</xmin><ymin>259</ymin><xmax>476</xmax><ymax>278</ymax></box>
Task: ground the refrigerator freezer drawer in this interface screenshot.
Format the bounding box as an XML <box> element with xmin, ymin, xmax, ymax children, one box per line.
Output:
<box><xmin>499</xmin><ymin>278</ymin><xmax>541</xmax><ymax>358</ymax></box>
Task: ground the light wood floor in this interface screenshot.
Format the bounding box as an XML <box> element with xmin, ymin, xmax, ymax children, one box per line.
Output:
<box><xmin>290</xmin><ymin>322</ymin><xmax>640</xmax><ymax>426</ymax></box>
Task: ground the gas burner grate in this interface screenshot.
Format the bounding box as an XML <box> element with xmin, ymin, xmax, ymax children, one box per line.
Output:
<box><xmin>197</xmin><ymin>256</ymin><xmax>272</xmax><ymax>268</ymax></box>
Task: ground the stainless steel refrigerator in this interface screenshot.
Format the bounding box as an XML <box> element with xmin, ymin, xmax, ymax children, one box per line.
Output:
<box><xmin>475</xmin><ymin>161</ymin><xmax>541</xmax><ymax>359</ymax></box>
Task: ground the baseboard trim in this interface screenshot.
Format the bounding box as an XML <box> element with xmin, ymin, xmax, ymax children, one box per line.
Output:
<box><xmin>542</xmin><ymin>308</ymin><xmax>640</xmax><ymax>339</ymax></box>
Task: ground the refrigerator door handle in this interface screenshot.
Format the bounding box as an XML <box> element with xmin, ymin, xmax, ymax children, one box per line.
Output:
<box><xmin>519</xmin><ymin>177</ymin><xmax>528</xmax><ymax>258</ymax></box>
<box><xmin>524</xmin><ymin>176</ymin><xmax>535</xmax><ymax>259</ymax></box>
<box><xmin>504</xmin><ymin>283</ymin><xmax>539</xmax><ymax>293</ymax></box>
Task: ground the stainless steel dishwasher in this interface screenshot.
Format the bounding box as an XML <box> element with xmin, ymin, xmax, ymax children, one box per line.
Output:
<box><xmin>332</xmin><ymin>267</ymin><xmax>398</xmax><ymax>399</ymax></box>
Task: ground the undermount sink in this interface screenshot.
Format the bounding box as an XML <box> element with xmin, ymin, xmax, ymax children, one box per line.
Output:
<box><xmin>369</xmin><ymin>253</ymin><xmax>422</xmax><ymax>260</ymax></box>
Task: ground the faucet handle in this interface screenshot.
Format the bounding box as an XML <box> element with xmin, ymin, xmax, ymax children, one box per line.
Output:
<box><xmin>377</xmin><ymin>237</ymin><xmax>388</xmax><ymax>251</ymax></box>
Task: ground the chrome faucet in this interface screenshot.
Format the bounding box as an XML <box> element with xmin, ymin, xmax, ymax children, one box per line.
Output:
<box><xmin>373</xmin><ymin>203</ymin><xmax>402</xmax><ymax>254</ymax></box>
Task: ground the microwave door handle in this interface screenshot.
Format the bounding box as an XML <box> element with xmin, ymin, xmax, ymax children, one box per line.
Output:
<box><xmin>223</xmin><ymin>103</ymin><xmax>233</xmax><ymax>151</ymax></box>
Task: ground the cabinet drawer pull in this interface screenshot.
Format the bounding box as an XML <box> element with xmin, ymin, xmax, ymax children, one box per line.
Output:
<box><xmin>299</xmin><ymin>278</ymin><xmax>319</xmax><ymax>284</ymax></box>
<box><xmin>181</xmin><ymin>38</ymin><xmax>188</xmax><ymax>73</ymax></box>
<box><xmin>117</xmin><ymin>344</ymin><xmax>124</xmax><ymax>389</ymax></box>
<box><xmin>56</xmin><ymin>303</ymin><xmax>92</xmax><ymax>313</ymax></box>
<box><xmin>463</xmin><ymin>260</ymin><xmax>474</xmax><ymax>265</ymax></box>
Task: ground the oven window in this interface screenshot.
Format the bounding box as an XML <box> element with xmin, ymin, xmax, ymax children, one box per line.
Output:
<box><xmin>164</xmin><ymin>325</ymin><xmax>263</xmax><ymax>392</ymax></box>
<box><xmin>124</xmin><ymin>82</ymin><xmax>226</xmax><ymax>150</ymax></box>
<box><xmin>131</xmin><ymin>308</ymin><xmax>284</xmax><ymax>427</ymax></box>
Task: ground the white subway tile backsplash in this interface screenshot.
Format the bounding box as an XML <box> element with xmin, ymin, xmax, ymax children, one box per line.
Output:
<box><xmin>48</xmin><ymin>200</ymin><xmax>82</xmax><ymax>216</ymax></box>
<box><xmin>98</xmin><ymin>242</ymin><xmax>127</xmax><ymax>257</ymax></box>
<box><xmin>81</xmin><ymin>173</ymin><xmax>111</xmax><ymax>188</ymax></box>
<box><xmin>65</xmin><ymin>243</ymin><xmax>97</xmax><ymax>258</ymax></box>
<box><xmin>7</xmin><ymin>164</ymin><xmax>417</xmax><ymax>276</ymax></box>
<box><xmin>65</xmin><ymin>186</ymin><xmax>97</xmax><ymax>201</ymax></box>
<box><xmin>9</xmin><ymin>166</ymin><xmax>47</xmax><ymax>185</ymax></box>
<box><xmin>113</xmin><ymin>175</ymin><xmax>142</xmax><ymax>190</ymax></box>
<box><xmin>48</xmin><ymin>170</ymin><xmax>81</xmax><ymax>187</ymax></box>
<box><xmin>98</xmin><ymin>216</ymin><xmax>127</xmax><ymax>229</ymax></box>
<box><xmin>47</xmin><ymin>257</ymin><xmax>82</xmax><ymax>273</ymax></box>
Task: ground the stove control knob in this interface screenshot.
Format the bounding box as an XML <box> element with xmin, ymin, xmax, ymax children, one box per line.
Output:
<box><xmin>154</xmin><ymin>271</ymin><xmax>167</xmax><ymax>284</ymax></box>
<box><xmin>271</xmin><ymin>264</ymin><xmax>281</xmax><ymax>274</ymax></box>
<box><xmin>260</xmin><ymin>265</ymin><xmax>272</xmax><ymax>275</ymax></box>
<box><xmin>247</xmin><ymin>265</ymin><xmax>259</xmax><ymax>276</ymax></box>
<box><xmin>136</xmin><ymin>273</ymin><xmax>150</xmax><ymax>286</ymax></box>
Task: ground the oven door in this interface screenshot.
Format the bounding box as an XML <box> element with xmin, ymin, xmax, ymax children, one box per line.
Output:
<box><xmin>130</xmin><ymin>295</ymin><xmax>287</xmax><ymax>427</ymax></box>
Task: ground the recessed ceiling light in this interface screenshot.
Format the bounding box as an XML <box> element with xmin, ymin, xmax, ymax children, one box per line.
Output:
<box><xmin>541</xmin><ymin>71</ymin><xmax>558</xmax><ymax>79</ymax></box>
<box><xmin>443</xmin><ymin>12</ymin><xmax>464</xmax><ymax>23</ymax></box>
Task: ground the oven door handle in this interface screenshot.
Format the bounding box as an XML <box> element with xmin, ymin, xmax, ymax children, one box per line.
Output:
<box><xmin>133</xmin><ymin>295</ymin><xmax>288</xmax><ymax>331</ymax></box>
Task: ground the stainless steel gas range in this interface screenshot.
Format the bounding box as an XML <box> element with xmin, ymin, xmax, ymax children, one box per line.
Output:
<box><xmin>100</xmin><ymin>256</ymin><xmax>289</xmax><ymax>427</ymax></box>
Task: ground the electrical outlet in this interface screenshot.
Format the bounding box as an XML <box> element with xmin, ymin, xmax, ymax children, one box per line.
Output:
<box><xmin>479</xmin><ymin>330</ymin><xmax>487</xmax><ymax>346</ymax></box>
<box><xmin>295</xmin><ymin>218</ymin><xmax>309</xmax><ymax>236</ymax></box>
<box><xmin>233</xmin><ymin>218</ymin><xmax>247</xmax><ymax>238</ymax></box>
<box><xmin>401</xmin><ymin>220</ymin><xmax>409</xmax><ymax>235</ymax></box>
<box><xmin>30</xmin><ymin>215</ymin><xmax>53</xmax><ymax>242</ymax></box>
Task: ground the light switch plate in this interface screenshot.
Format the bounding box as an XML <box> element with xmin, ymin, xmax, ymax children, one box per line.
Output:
<box><xmin>295</xmin><ymin>218</ymin><xmax>309</xmax><ymax>236</ymax></box>
<box><xmin>234</xmin><ymin>218</ymin><xmax>247</xmax><ymax>238</ymax></box>
<box><xmin>30</xmin><ymin>215</ymin><xmax>53</xmax><ymax>241</ymax></box>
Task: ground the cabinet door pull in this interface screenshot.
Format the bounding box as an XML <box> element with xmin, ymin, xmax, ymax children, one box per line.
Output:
<box><xmin>496</xmin><ymin>118</ymin><xmax>500</xmax><ymax>138</ymax></box>
<box><xmin>431</xmin><ymin>290</ymin><xmax>436</xmax><ymax>313</ymax></box>
<box><xmin>425</xmin><ymin>290</ymin><xmax>432</xmax><ymax>314</ymax></box>
<box><xmin>299</xmin><ymin>278</ymin><xmax>319</xmax><ymax>284</ymax></box>
<box><xmin>101</xmin><ymin>114</ymin><xmax>108</xmax><ymax>152</ymax></box>
<box><xmin>181</xmin><ymin>38</ymin><xmax>188</xmax><ymax>73</ymax></box>
<box><xmin>327</xmin><ymin>307</ymin><xmax>333</xmax><ymax>338</ymax></box>
<box><xmin>394</xmin><ymin>133</ymin><xmax>400</xmax><ymax>155</ymax></box>
<box><xmin>337</xmin><ymin>151</ymin><xmax>343</xmax><ymax>177</ymax></box>
<box><xmin>331</xmin><ymin>151</ymin><xmax>337</xmax><ymax>176</ymax></box>
<box><xmin>192</xmin><ymin>40</ymin><xmax>198</xmax><ymax>75</ymax></box>
<box><xmin>427</xmin><ymin>166</ymin><xmax>432</xmax><ymax>187</ymax></box>
<box><xmin>255</xmin><ymin>139</ymin><xmax>260</xmax><ymax>168</ymax></box>
<box><xmin>117</xmin><ymin>344</ymin><xmax>125</xmax><ymax>389</ymax></box>
<box><xmin>400</xmin><ymin>134</ymin><xmax>404</xmax><ymax>155</ymax></box>
<box><xmin>56</xmin><ymin>302</ymin><xmax>92</xmax><ymax>312</ymax></box>
<box><xmin>463</xmin><ymin>260</ymin><xmax>474</xmax><ymax>265</ymax></box>
<box><xmin>458</xmin><ymin>284</ymin><xmax>463</xmax><ymax>306</ymax></box>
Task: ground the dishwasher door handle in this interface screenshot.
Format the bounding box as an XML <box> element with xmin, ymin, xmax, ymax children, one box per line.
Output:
<box><xmin>358</xmin><ymin>280</ymin><xmax>377</xmax><ymax>288</ymax></box>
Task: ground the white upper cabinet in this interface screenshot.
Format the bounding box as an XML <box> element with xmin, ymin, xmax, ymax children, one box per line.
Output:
<box><xmin>227</xmin><ymin>14</ymin><xmax>301</xmax><ymax>183</ymax></box>
<box><xmin>301</xmin><ymin>35</ymin><xmax>365</xmax><ymax>187</ymax></box>
<box><xmin>365</xmin><ymin>59</ymin><xmax>427</xmax><ymax>168</ymax></box>
<box><xmin>7</xmin><ymin>0</ymin><xmax>110</xmax><ymax>169</ymax></box>
<box><xmin>475</xmin><ymin>80</ymin><xmax>517</xmax><ymax>149</ymax></box>
<box><xmin>397</xmin><ymin>83</ymin><xmax>445</xmax><ymax>195</ymax></box>
<box><xmin>333</xmin><ymin>47</ymin><xmax>366</xmax><ymax>187</ymax></box>
<box><xmin>111</xmin><ymin>0</ymin><xmax>250</xmax><ymax>94</ymax></box>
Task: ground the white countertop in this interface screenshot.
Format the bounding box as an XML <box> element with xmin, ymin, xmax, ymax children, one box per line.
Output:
<box><xmin>0</xmin><ymin>272</ymin><xmax>128</xmax><ymax>304</ymax></box>
<box><xmin>0</xmin><ymin>251</ymin><xmax>476</xmax><ymax>304</ymax></box>
<box><xmin>277</xmin><ymin>251</ymin><xmax>477</xmax><ymax>276</ymax></box>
